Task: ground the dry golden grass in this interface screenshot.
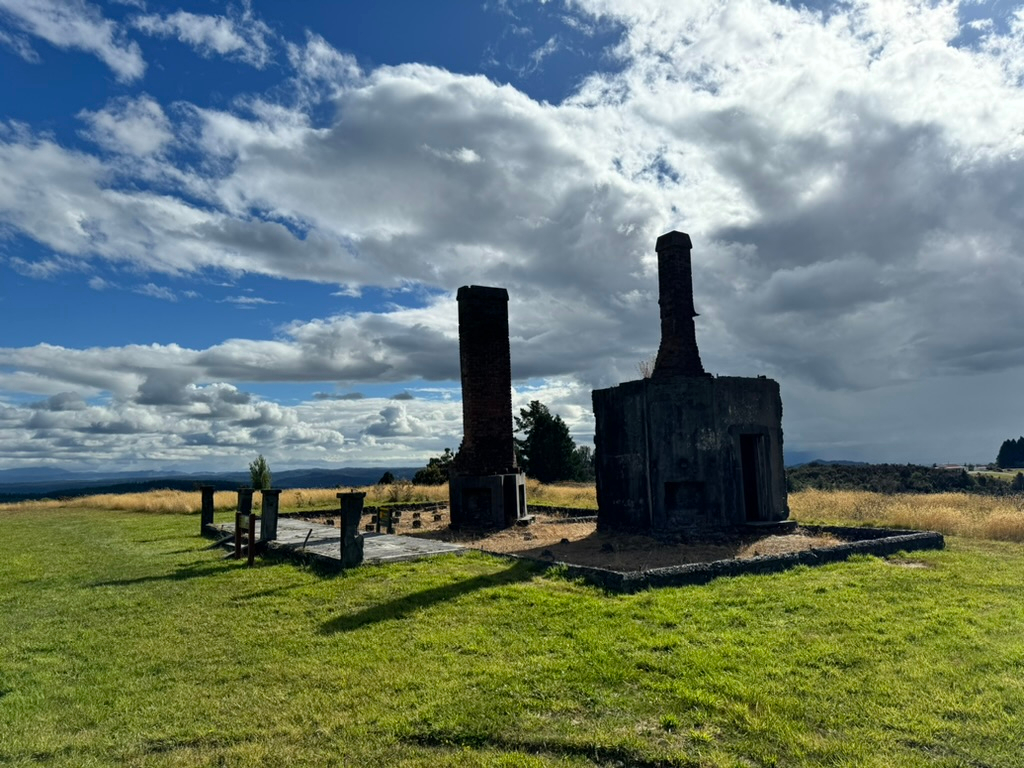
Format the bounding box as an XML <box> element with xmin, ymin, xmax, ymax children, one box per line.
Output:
<box><xmin>524</xmin><ymin>478</ymin><xmax>598</xmax><ymax>508</ymax></box>
<box><xmin>790</xmin><ymin>489</ymin><xmax>1024</xmax><ymax>542</ymax></box>
<box><xmin>0</xmin><ymin>481</ymin><xmax>592</xmax><ymax>516</ymax></box>
<box><xmin>0</xmin><ymin>489</ymin><xmax>238</xmax><ymax>515</ymax></box>
<box><xmin>278</xmin><ymin>482</ymin><xmax>591</xmax><ymax>510</ymax></box>
<box><xmin>279</xmin><ymin>483</ymin><xmax>451</xmax><ymax>511</ymax></box>
<box><xmin>0</xmin><ymin>483</ymin><xmax>453</xmax><ymax>516</ymax></box>
<box><xmin>7</xmin><ymin>483</ymin><xmax>1019</xmax><ymax>543</ymax></box>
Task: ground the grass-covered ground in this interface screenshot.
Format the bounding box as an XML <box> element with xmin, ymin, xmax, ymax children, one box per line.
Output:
<box><xmin>2</xmin><ymin>498</ymin><xmax>1024</xmax><ymax>767</ymax></box>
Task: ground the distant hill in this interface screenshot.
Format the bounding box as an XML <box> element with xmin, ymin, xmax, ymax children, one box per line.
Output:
<box><xmin>787</xmin><ymin>463</ymin><xmax>1018</xmax><ymax>495</ymax></box>
<box><xmin>0</xmin><ymin>466</ymin><xmax>421</xmax><ymax>503</ymax></box>
<box><xmin>789</xmin><ymin>459</ymin><xmax>870</xmax><ymax>468</ymax></box>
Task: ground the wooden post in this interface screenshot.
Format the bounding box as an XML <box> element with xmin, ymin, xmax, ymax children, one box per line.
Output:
<box><xmin>200</xmin><ymin>485</ymin><xmax>215</xmax><ymax>532</ymax></box>
<box><xmin>338</xmin><ymin>492</ymin><xmax>366</xmax><ymax>568</ymax></box>
<box><xmin>260</xmin><ymin>489</ymin><xmax>280</xmax><ymax>542</ymax></box>
<box><xmin>235</xmin><ymin>488</ymin><xmax>254</xmax><ymax>561</ymax></box>
<box><xmin>248</xmin><ymin>513</ymin><xmax>257</xmax><ymax>566</ymax></box>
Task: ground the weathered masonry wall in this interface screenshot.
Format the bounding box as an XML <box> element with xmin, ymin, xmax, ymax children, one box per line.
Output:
<box><xmin>652</xmin><ymin>230</ymin><xmax>708</xmax><ymax>380</ymax></box>
<box><xmin>450</xmin><ymin>285</ymin><xmax>528</xmax><ymax>529</ymax></box>
<box><xmin>593</xmin><ymin>376</ymin><xmax>788</xmax><ymax>531</ymax></box>
<box><xmin>592</xmin><ymin>230</ymin><xmax>789</xmax><ymax>532</ymax></box>
<box><xmin>454</xmin><ymin>286</ymin><xmax>518</xmax><ymax>476</ymax></box>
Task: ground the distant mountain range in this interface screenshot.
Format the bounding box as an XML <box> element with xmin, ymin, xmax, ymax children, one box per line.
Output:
<box><xmin>788</xmin><ymin>459</ymin><xmax>869</xmax><ymax>468</ymax></box>
<box><xmin>0</xmin><ymin>458</ymin><xmax>873</xmax><ymax>503</ymax></box>
<box><xmin>0</xmin><ymin>466</ymin><xmax>421</xmax><ymax>502</ymax></box>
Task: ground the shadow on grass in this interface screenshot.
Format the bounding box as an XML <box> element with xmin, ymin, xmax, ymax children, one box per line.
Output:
<box><xmin>91</xmin><ymin>557</ymin><xmax>248</xmax><ymax>587</ymax></box>
<box><xmin>320</xmin><ymin>559</ymin><xmax>540</xmax><ymax>634</ymax></box>
<box><xmin>406</xmin><ymin>731</ymin><xmax>684</xmax><ymax>768</ymax></box>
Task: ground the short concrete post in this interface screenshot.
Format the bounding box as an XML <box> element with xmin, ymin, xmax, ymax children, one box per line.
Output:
<box><xmin>260</xmin><ymin>489</ymin><xmax>281</xmax><ymax>542</ymax></box>
<box><xmin>234</xmin><ymin>488</ymin><xmax>256</xmax><ymax>564</ymax></box>
<box><xmin>200</xmin><ymin>485</ymin><xmax>215</xmax><ymax>532</ymax></box>
<box><xmin>237</xmin><ymin>487</ymin><xmax>254</xmax><ymax>515</ymax></box>
<box><xmin>337</xmin><ymin>492</ymin><xmax>366</xmax><ymax>568</ymax></box>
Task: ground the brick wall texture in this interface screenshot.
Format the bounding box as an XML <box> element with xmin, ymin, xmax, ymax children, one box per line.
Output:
<box><xmin>652</xmin><ymin>231</ymin><xmax>708</xmax><ymax>379</ymax></box>
<box><xmin>455</xmin><ymin>285</ymin><xmax>518</xmax><ymax>476</ymax></box>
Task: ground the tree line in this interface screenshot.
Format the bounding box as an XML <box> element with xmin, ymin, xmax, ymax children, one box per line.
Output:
<box><xmin>788</xmin><ymin>463</ymin><xmax>1024</xmax><ymax>495</ymax></box>
<box><xmin>996</xmin><ymin>437</ymin><xmax>1024</xmax><ymax>469</ymax></box>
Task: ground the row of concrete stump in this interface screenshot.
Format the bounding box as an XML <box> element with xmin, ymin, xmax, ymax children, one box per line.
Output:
<box><xmin>199</xmin><ymin>485</ymin><xmax>368</xmax><ymax>568</ymax></box>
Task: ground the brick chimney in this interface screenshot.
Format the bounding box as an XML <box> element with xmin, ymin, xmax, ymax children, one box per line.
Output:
<box><xmin>455</xmin><ymin>285</ymin><xmax>518</xmax><ymax>475</ymax></box>
<box><xmin>652</xmin><ymin>231</ymin><xmax>708</xmax><ymax>379</ymax></box>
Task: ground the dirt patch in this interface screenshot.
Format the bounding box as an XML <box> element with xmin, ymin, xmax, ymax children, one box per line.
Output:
<box><xmin>300</xmin><ymin>509</ymin><xmax>843</xmax><ymax>571</ymax></box>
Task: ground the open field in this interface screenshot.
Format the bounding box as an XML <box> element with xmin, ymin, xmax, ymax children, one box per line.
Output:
<box><xmin>4</xmin><ymin>484</ymin><xmax>1023</xmax><ymax>542</ymax></box>
<box><xmin>2</xmin><ymin>493</ymin><xmax>1024</xmax><ymax>766</ymax></box>
<box><xmin>790</xmin><ymin>489</ymin><xmax>1024</xmax><ymax>542</ymax></box>
<box><xmin>0</xmin><ymin>479</ymin><xmax>591</xmax><ymax>516</ymax></box>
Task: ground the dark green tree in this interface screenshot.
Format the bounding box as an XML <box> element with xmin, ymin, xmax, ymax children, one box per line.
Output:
<box><xmin>572</xmin><ymin>445</ymin><xmax>596</xmax><ymax>482</ymax></box>
<box><xmin>996</xmin><ymin>437</ymin><xmax>1024</xmax><ymax>469</ymax></box>
<box><xmin>1011</xmin><ymin>472</ymin><xmax>1024</xmax><ymax>492</ymax></box>
<box><xmin>248</xmin><ymin>454</ymin><xmax>272</xmax><ymax>490</ymax></box>
<box><xmin>377</xmin><ymin>471</ymin><xmax>396</xmax><ymax>485</ymax></box>
<box><xmin>413</xmin><ymin>448</ymin><xmax>455</xmax><ymax>485</ymax></box>
<box><xmin>514</xmin><ymin>400</ymin><xmax>582</xmax><ymax>483</ymax></box>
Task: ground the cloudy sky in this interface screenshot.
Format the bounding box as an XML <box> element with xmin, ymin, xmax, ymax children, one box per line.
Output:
<box><xmin>1</xmin><ymin>0</ymin><xmax>1022</xmax><ymax>473</ymax></box>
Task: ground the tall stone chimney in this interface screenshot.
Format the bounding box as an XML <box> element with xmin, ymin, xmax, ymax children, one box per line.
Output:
<box><xmin>449</xmin><ymin>285</ymin><xmax>527</xmax><ymax>530</ymax></box>
<box><xmin>652</xmin><ymin>230</ymin><xmax>708</xmax><ymax>379</ymax></box>
<box><xmin>455</xmin><ymin>285</ymin><xmax>518</xmax><ymax>475</ymax></box>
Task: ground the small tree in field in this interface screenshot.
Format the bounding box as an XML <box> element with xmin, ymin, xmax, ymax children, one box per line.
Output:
<box><xmin>249</xmin><ymin>454</ymin><xmax>272</xmax><ymax>490</ymax></box>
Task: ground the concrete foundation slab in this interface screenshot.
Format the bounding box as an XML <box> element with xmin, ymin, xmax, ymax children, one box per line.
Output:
<box><xmin>208</xmin><ymin>517</ymin><xmax>464</xmax><ymax>568</ymax></box>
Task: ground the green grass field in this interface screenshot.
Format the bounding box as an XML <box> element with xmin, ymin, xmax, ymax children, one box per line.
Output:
<box><xmin>2</xmin><ymin>504</ymin><xmax>1024</xmax><ymax>767</ymax></box>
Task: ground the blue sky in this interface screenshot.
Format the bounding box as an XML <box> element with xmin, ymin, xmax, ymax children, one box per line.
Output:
<box><xmin>1</xmin><ymin>0</ymin><xmax>1023</xmax><ymax>472</ymax></box>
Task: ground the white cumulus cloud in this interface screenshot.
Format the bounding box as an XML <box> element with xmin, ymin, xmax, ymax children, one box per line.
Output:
<box><xmin>0</xmin><ymin>0</ymin><xmax>144</xmax><ymax>80</ymax></box>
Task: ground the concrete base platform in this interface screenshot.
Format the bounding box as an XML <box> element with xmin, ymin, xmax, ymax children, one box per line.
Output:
<box><xmin>207</xmin><ymin>517</ymin><xmax>464</xmax><ymax>567</ymax></box>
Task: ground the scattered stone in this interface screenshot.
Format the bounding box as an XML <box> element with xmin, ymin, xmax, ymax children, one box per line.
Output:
<box><xmin>412</xmin><ymin>520</ymin><xmax>422</xmax><ymax>529</ymax></box>
<box><xmin>560</xmin><ymin>538</ymin><xmax>570</xmax><ymax>545</ymax></box>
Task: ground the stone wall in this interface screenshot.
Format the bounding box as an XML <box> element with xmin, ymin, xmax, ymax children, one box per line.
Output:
<box><xmin>594</xmin><ymin>375</ymin><xmax>788</xmax><ymax>531</ymax></box>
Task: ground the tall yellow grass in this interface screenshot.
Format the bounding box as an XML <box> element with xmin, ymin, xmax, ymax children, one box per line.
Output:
<box><xmin>524</xmin><ymin>479</ymin><xmax>597</xmax><ymax>508</ymax></box>
<box><xmin>790</xmin><ymin>489</ymin><xmax>1024</xmax><ymax>542</ymax></box>
<box><xmin>5</xmin><ymin>485</ymin><xmax>1021</xmax><ymax>542</ymax></box>
<box><xmin>0</xmin><ymin>482</ymin><xmax>593</xmax><ymax>516</ymax></box>
<box><xmin>0</xmin><ymin>483</ymin><xmax>452</xmax><ymax>516</ymax></box>
<box><xmin>0</xmin><ymin>489</ymin><xmax>237</xmax><ymax>515</ymax></box>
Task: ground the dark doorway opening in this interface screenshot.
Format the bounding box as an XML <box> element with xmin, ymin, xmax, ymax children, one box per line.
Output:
<box><xmin>740</xmin><ymin>434</ymin><xmax>765</xmax><ymax>521</ymax></box>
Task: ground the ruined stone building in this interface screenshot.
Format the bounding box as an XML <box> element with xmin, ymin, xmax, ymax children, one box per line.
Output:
<box><xmin>592</xmin><ymin>232</ymin><xmax>789</xmax><ymax>532</ymax></box>
<box><xmin>449</xmin><ymin>286</ymin><xmax>528</xmax><ymax>529</ymax></box>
